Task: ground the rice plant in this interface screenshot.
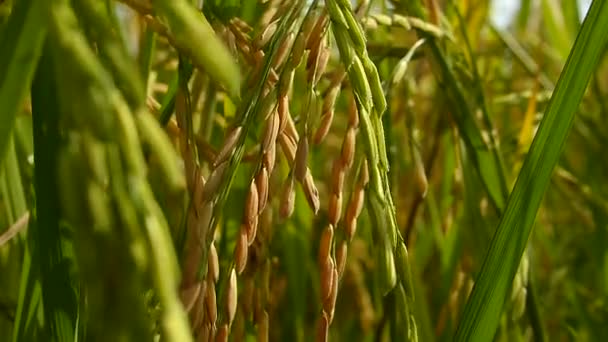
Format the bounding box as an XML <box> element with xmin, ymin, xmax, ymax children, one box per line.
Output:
<box><xmin>1</xmin><ymin>0</ymin><xmax>607</xmax><ymax>341</ymax></box>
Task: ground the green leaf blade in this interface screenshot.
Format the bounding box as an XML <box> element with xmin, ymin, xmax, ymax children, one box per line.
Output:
<box><xmin>31</xmin><ymin>43</ymin><xmax>78</xmax><ymax>342</ymax></box>
<box><xmin>455</xmin><ymin>1</ymin><xmax>608</xmax><ymax>341</ymax></box>
<box><xmin>0</xmin><ymin>0</ymin><xmax>48</xmax><ymax>167</ymax></box>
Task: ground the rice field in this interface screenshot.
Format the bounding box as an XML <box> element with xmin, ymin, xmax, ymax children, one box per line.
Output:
<box><xmin>1</xmin><ymin>0</ymin><xmax>607</xmax><ymax>341</ymax></box>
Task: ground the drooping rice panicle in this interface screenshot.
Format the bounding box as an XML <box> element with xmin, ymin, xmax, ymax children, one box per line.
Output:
<box><xmin>326</xmin><ymin>0</ymin><xmax>417</xmax><ymax>338</ymax></box>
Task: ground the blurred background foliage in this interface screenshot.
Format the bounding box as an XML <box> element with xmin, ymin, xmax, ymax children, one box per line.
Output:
<box><xmin>0</xmin><ymin>0</ymin><xmax>607</xmax><ymax>341</ymax></box>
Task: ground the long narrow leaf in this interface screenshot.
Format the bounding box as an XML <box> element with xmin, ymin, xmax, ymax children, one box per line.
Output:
<box><xmin>11</xmin><ymin>219</ymin><xmax>43</xmax><ymax>342</ymax></box>
<box><xmin>0</xmin><ymin>0</ymin><xmax>48</xmax><ymax>166</ymax></box>
<box><xmin>31</xmin><ymin>44</ymin><xmax>78</xmax><ymax>341</ymax></box>
<box><xmin>455</xmin><ymin>1</ymin><xmax>608</xmax><ymax>340</ymax></box>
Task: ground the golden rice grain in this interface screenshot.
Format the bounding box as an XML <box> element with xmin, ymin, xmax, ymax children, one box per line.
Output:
<box><xmin>202</xmin><ymin>161</ymin><xmax>228</xmax><ymax>199</ymax></box>
<box><xmin>335</xmin><ymin>241</ymin><xmax>348</xmax><ymax>276</ymax></box>
<box><xmin>303</xmin><ymin>172</ymin><xmax>321</xmax><ymax>214</ymax></box>
<box><xmin>273</xmin><ymin>32</ymin><xmax>294</xmax><ymax>68</ymax></box>
<box><xmin>230</xmin><ymin>17</ymin><xmax>252</xmax><ymax>33</ymax></box>
<box><xmin>307</xmin><ymin>47</ymin><xmax>320</xmax><ymax>81</ymax></box>
<box><xmin>267</xmin><ymin>68</ymin><xmax>280</xmax><ymax>86</ymax></box>
<box><xmin>245</xmin><ymin>181</ymin><xmax>259</xmax><ymax>226</ymax></box>
<box><xmin>320</xmin><ymin>256</ymin><xmax>335</xmax><ymax>301</ymax></box>
<box><xmin>246</xmin><ymin>212</ymin><xmax>258</xmax><ymax>245</ymax></box>
<box><xmin>299</xmin><ymin>11</ymin><xmax>318</xmax><ymax>47</ymax></box>
<box><xmin>213</xmin><ymin>126</ymin><xmax>242</xmax><ymax>168</ymax></box>
<box><xmin>318</xmin><ymin>224</ymin><xmax>334</xmax><ymax>265</ymax></box>
<box><xmin>277</xmin><ymin>97</ymin><xmax>289</xmax><ymax>135</ymax></box>
<box><xmin>263</xmin><ymin>141</ymin><xmax>277</xmax><ymax>174</ymax></box>
<box><xmin>229</xmin><ymin>22</ymin><xmax>250</xmax><ymax>45</ymax></box>
<box><xmin>263</xmin><ymin>112</ymin><xmax>280</xmax><ymax>152</ymax></box>
<box><xmin>236</xmin><ymin>39</ymin><xmax>252</xmax><ymax>59</ymax></box>
<box><xmin>344</xmin><ymin>217</ymin><xmax>357</xmax><ymax>242</ymax></box>
<box><xmin>256</xmin><ymin>167</ymin><xmax>269</xmax><ymax>213</ymax></box>
<box><xmin>306</xmin><ymin>25</ymin><xmax>329</xmax><ymax>84</ymax></box>
<box><xmin>341</xmin><ymin>128</ymin><xmax>356</xmax><ymax>168</ymax></box>
<box><xmin>323</xmin><ymin>266</ymin><xmax>339</xmax><ymax>323</ymax></box>
<box><xmin>331</xmin><ymin>159</ymin><xmax>346</xmax><ymax>194</ymax></box>
<box><xmin>295</xmin><ymin>135</ymin><xmax>309</xmax><ymax>182</ymax></box>
<box><xmin>208</xmin><ymin>243</ymin><xmax>220</xmax><ymax>283</ymax></box>
<box><xmin>278</xmin><ymin>132</ymin><xmax>297</xmax><ymax>162</ymax></box>
<box><xmin>226</xmin><ymin>268</ymin><xmax>238</xmax><ymax>326</ymax></box>
<box><xmin>180</xmin><ymin>282</ymin><xmax>201</xmax><ymax>313</ymax></box>
<box><xmin>313</xmin><ymin>108</ymin><xmax>334</xmax><ymax>145</ymax></box>
<box><xmin>328</xmin><ymin>192</ymin><xmax>343</xmax><ymax>226</ymax></box>
<box><xmin>283</xmin><ymin>113</ymin><xmax>300</xmax><ymax>142</ymax></box>
<box><xmin>253</xmin><ymin>20</ymin><xmax>278</xmax><ymax>49</ymax></box>
<box><xmin>312</xmin><ymin>45</ymin><xmax>331</xmax><ymax>85</ymax></box>
<box><xmin>279</xmin><ymin>176</ymin><xmax>296</xmax><ymax>219</ymax></box>
<box><xmin>307</xmin><ymin>13</ymin><xmax>328</xmax><ymax>51</ymax></box>
<box><xmin>346</xmin><ymin>188</ymin><xmax>365</xmax><ymax>229</ymax></box>
<box><xmin>235</xmin><ymin>227</ymin><xmax>248</xmax><ymax>274</ymax></box>
<box><xmin>323</xmin><ymin>86</ymin><xmax>341</xmax><ymax>113</ymax></box>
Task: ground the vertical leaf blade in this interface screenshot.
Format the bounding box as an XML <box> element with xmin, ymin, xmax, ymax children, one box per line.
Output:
<box><xmin>455</xmin><ymin>1</ymin><xmax>608</xmax><ymax>341</ymax></box>
<box><xmin>0</xmin><ymin>0</ymin><xmax>48</xmax><ymax>166</ymax></box>
<box><xmin>31</xmin><ymin>44</ymin><xmax>78</xmax><ymax>342</ymax></box>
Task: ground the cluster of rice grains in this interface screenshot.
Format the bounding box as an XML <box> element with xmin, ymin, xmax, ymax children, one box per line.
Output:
<box><xmin>326</xmin><ymin>0</ymin><xmax>418</xmax><ymax>340</ymax></box>
<box><xmin>170</xmin><ymin>1</ymin><xmax>419</xmax><ymax>341</ymax></box>
<box><xmin>172</xmin><ymin>3</ymin><xmax>317</xmax><ymax>341</ymax></box>
<box><xmin>74</xmin><ymin>0</ymin><xmax>421</xmax><ymax>341</ymax></box>
<box><xmin>36</xmin><ymin>0</ymin><xmax>422</xmax><ymax>340</ymax></box>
